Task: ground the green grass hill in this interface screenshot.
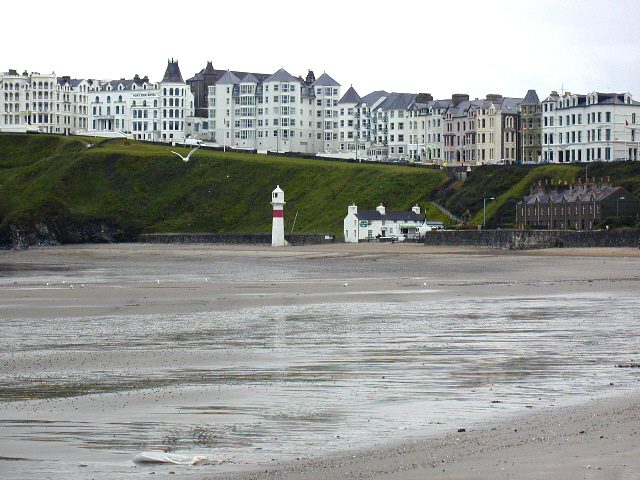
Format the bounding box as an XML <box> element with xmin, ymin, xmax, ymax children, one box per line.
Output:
<box><xmin>0</xmin><ymin>134</ymin><xmax>448</xmax><ymax>245</ymax></box>
<box><xmin>2</xmin><ymin>133</ymin><xmax>639</xmax><ymax>247</ymax></box>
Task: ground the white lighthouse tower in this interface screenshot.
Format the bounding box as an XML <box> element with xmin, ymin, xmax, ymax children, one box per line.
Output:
<box><xmin>271</xmin><ymin>185</ymin><xmax>287</xmax><ymax>247</ymax></box>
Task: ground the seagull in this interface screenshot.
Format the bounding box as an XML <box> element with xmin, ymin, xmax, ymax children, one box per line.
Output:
<box><xmin>168</xmin><ymin>145</ymin><xmax>200</xmax><ymax>162</ymax></box>
<box><xmin>342</xmin><ymin>282</ymin><xmax>348</xmax><ymax>287</ymax></box>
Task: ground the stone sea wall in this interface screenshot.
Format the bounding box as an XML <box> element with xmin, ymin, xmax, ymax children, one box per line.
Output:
<box><xmin>139</xmin><ymin>232</ymin><xmax>336</xmax><ymax>246</ymax></box>
<box><xmin>422</xmin><ymin>229</ymin><xmax>640</xmax><ymax>250</ymax></box>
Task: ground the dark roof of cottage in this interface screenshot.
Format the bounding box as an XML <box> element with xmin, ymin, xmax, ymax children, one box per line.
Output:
<box><xmin>162</xmin><ymin>59</ymin><xmax>184</xmax><ymax>83</ymax></box>
<box><xmin>355</xmin><ymin>210</ymin><xmax>424</xmax><ymax>222</ymax></box>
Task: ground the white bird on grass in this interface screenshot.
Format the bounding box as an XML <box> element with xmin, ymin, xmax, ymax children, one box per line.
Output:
<box><xmin>168</xmin><ymin>145</ymin><xmax>200</xmax><ymax>162</ymax></box>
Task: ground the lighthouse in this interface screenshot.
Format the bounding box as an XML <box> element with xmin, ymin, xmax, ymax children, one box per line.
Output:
<box><xmin>271</xmin><ymin>185</ymin><xmax>286</xmax><ymax>247</ymax></box>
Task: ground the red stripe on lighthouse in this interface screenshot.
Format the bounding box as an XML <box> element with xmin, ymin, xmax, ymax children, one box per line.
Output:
<box><xmin>273</xmin><ymin>210</ymin><xmax>284</xmax><ymax>217</ymax></box>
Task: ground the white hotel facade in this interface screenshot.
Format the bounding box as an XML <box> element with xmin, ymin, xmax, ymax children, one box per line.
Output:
<box><xmin>541</xmin><ymin>91</ymin><xmax>640</xmax><ymax>162</ymax></box>
<box><xmin>207</xmin><ymin>68</ymin><xmax>341</xmax><ymax>153</ymax></box>
<box><xmin>3</xmin><ymin>60</ymin><xmax>640</xmax><ymax>163</ymax></box>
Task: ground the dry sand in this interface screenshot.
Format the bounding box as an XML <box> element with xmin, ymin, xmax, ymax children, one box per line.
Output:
<box><xmin>1</xmin><ymin>242</ymin><xmax>640</xmax><ymax>480</ymax></box>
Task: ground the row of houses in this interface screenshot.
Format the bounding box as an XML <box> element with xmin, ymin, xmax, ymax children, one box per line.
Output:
<box><xmin>3</xmin><ymin>60</ymin><xmax>640</xmax><ymax>164</ymax></box>
<box><xmin>0</xmin><ymin>61</ymin><xmax>193</xmax><ymax>142</ymax></box>
<box><xmin>344</xmin><ymin>182</ymin><xmax>640</xmax><ymax>238</ymax></box>
<box><xmin>515</xmin><ymin>178</ymin><xmax>640</xmax><ymax>230</ymax></box>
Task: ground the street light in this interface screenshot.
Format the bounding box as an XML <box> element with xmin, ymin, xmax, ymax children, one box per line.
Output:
<box><xmin>617</xmin><ymin>196</ymin><xmax>625</xmax><ymax>216</ymax></box>
<box><xmin>483</xmin><ymin>197</ymin><xmax>495</xmax><ymax>227</ymax></box>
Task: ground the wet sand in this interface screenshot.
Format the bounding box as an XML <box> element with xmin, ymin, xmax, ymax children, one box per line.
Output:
<box><xmin>212</xmin><ymin>392</ymin><xmax>640</xmax><ymax>480</ymax></box>
<box><xmin>1</xmin><ymin>243</ymin><xmax>640</xmax><ymax>480</ymax></box>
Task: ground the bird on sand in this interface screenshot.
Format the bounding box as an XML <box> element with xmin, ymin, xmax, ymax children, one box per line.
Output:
<box><xmin>168</xmin><ymin>145</ymin><xmax>200</xmax><ymax>162</ymax></box>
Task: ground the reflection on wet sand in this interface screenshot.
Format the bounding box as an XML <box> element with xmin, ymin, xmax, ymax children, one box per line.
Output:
<box><xmin>1</xmin><ymin>244</ymin><xmax>639</xmax><ymax>480</ymax></box>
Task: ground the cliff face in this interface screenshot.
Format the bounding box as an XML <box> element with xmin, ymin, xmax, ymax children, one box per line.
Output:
<box><xmin>0</xmin><ymin>220</ymin><xmax>137</xmax><ymax>249</ymax></box>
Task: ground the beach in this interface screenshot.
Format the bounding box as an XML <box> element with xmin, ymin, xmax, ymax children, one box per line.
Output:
<box><xmin>1</xmin><ymin>243</ymin><xmax>639</xmax><ymax>480</ymax></box>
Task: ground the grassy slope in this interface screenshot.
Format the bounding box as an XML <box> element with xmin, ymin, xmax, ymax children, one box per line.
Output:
<box><xmin>2</xmin><ymin>133</ymin><xmax>639</xmax><ymax>237</ymax></box>
<box><xmin>0</xmin><ymin>134</ymin><xmax>449</xmax><ymax>236</ymax></box>
<box><xmin>442</xmin><ymin>163</ymin><xmax>640</xmax><ymax>227</ymax></box>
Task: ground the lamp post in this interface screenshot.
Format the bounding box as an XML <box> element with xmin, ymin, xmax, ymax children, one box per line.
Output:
<box><xmin>483</xmin><ymin>197</ymin><xmax>495</xmax><ymax>227</ymax></box>
<box><xmin>617</xmin><ymin>196</ymin><xmax>625</xmax><ymax>217</ymax></box>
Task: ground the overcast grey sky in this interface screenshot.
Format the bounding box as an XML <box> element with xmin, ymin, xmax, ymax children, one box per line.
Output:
<box><xmin>5</xmin><ymin>0</ymin><xmax>640</xmax><ymax>100</ymax></box>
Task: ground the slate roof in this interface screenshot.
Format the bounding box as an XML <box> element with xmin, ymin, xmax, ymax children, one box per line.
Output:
<box><xmin>360</xmin><ymin>90</ymin><xmax>389</xmax><ymax>105</ymax></box>
<box><xmin>517</xmin><ymin>186</ymin><xmax>629</xmax><ymax>206</ymax></box>
<box><xmin>162</xmin><ymin>59</ymin><xmax>184</xmax><ymax>83</ymax></box>
<box><xmin>592</xmin><ymin>92</ymin><xmax>640</xmax><ymax>105</ymax></box>
<box><xmin>432</xmin><ymin>99</ymin><xmax>453</xmax><ymax>109</ymax></box>
<box><xmin>265</xmin><ymin>68</ymin><xmax>300</xmax><ymax>84</ymax></box>
<box><xmin>355</xmin><ymin>210</ymin><xmax>424</xmax><ymax>222</ymax></box>
<box><xmin>375</xmin><ymin>92</ymin><xmax>417</xmax><ymax>112</ymax></box>
<box><xmin>313</xmin><ymin>72</ymin><xmax>340</xmax><ymax>87</ymax></box>
<box><xmin>215</xmin><ymin>70</ymin><xmax>241</xmax><ymax>85</ymax></box>
<box><xmin>240</xmin><ymin>73</ymin><xmax>260</xmax><ymax>83</ymax></box>
<box><xmin>187</xmin><ymin>63</ymin><xmax>270</xmax><ymax>83</ymax></box>
<box><xmin>339</xmin><ymin>86</ymin><xmax>362</xmax><ymax>104</ymax></box>
<box><xmin>101</xmin><ymin>78</ymin><xmax>138</xmax><ymax>90</ymax></box>
<box><xmin>522</xmin><ymin>89</ymin><xmax>540</xmax><ymax>105</ymax></box>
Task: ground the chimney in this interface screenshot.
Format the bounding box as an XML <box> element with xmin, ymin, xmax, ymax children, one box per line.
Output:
<box><xmin>452</xmin><ymin>94</ymin><xmax>470</xmax><ymax>106</ymax></box>
<box><xmin>348</xmin><ymin>203</ymin><xmax>358</xmax><ymax>215</ymax></box>
<box><xmin>376</xmin><ymin>203</ymin><xmax>386</xmax><ymax>215</ymax></box>
<box><xmin>412</xmin><ymin>204</ymin><xmax>421</xmax><ymax>215</ymax></box>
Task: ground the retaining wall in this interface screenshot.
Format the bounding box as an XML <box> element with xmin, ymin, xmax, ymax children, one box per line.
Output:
<box><xmin>139</xmin><ymin>232</ymin><xmax>336</xmax><ymax>246</ymax></box>
<box><xmin>422</xmin><ymin>229</ymin><xmax>640</xmax><ymax>249</ymax></box>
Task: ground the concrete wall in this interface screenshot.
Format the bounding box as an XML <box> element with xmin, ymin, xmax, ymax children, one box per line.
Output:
<box><xmin>422</xmin><ymin>229</ymin><xmax>640</xmax><ymax>250</ymax></box>
<box><xmin>139</xmin><ymin>232</ymin><xmax>336</xmax><ymax>246</ymax></box>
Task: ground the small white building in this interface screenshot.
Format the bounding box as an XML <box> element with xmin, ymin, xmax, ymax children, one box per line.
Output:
<box><xmin>343</xmin><ymin>203</ymin><xmax>424</xmax><ymax>242</ymax></box>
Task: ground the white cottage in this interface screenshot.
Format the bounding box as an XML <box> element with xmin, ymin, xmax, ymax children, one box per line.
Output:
<box><xmin>343</xmin><ymin>204</ymin><xmax>424</xmax><ymax>242</ymax></box>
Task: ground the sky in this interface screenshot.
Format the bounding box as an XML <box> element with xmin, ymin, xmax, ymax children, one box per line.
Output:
<box><xmin>5</xmin><ymin>0</ymin><xmax>640</xmax><ymax>101</ymax></box>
